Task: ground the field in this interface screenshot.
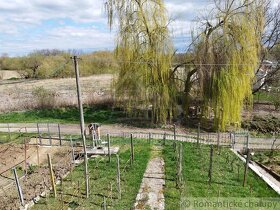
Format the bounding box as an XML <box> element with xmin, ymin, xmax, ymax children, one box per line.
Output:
<box><xmin>0</xmin><ymin>74</ymin><xmax>113</xmax><ymax>112</ymax></box>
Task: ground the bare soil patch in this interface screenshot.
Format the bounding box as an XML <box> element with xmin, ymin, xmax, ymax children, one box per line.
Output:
<box><xmin>0</xmin><ymin>142</ymin><xmax>74</xmax><ymax>210</ymax></box>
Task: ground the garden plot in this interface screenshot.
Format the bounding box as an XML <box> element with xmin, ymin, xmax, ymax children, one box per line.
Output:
<box><xmin>0</xmin><ymin>142</ymin><xmax>73</xmax><ymax>210</ymax></box>
<box><xmin>31</xmin><ymin>138</ymin><xmax>151</xmax><ymax>210</ymax></box>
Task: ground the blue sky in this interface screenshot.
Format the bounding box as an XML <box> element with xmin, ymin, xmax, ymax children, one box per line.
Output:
<box><xmin>0</xmin><ymin>0</ymin><xmax>278</xmax><ymax>56</ymax></box>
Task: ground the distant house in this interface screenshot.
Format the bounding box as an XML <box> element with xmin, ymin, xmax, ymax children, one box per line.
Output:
<box><xmin>254</xmin><ymin>60</ymin><xmax>274</xmax><ymax>91</ymax></box>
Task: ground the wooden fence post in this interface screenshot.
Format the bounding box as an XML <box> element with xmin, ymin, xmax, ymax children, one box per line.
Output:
<box><xmin>92</xmin><ymin>131</ymin><xmax>95</xmax><ymax>147</ymax></box>
<box><xmin>107</xmin><ymin>134</ymin><xmax>111</xmax><ymax>163</ymax></box>
<box><xmin>37</xmin><ymin>123</ymin><xmax>42</xmax><ymax>145</ymax></box>
<box><xmin>208</xmin><ymin>145</ymin><xmax>214</xmax><ymax>185</ymax></box>
<box><xmin>176</xmin><ymin>143</ymin><xmax>183</xmax><ymax>188</ymax></box>
<box><xmin>58</xmin><ymin>124</ymin><xmax>62</xmax><ymax>146</ymax></box>
<box><xmin>173</xmin><ymin>124</ymin><xmax>176</xmax><ymax>150</ymax></box>
<box><xmin>70</xmin><ymin>136</ymin><xmax>75</xmax><ymax>162</ymax></box>
<box><xmin>197</xmin><ymin>123</ymin><xmax>200</xmax><ymax>146</ymax></box>
<box><xmin>130</xmin><ymin>134</ymin><xmax>134</xmax><ymax>165</ymax></box>
<box><xmin>163</xmin><ymin>132</ymin><xmax>166</xmax><ymax>145</ymax></box>
<box><xmin>24</xmin><ymin>138</ymin><xmax>27</xmax><ymax>175</ymax></box>
<box><xmin>12</xmin><ymin>168</ymin><xmax>25</xmax><ymax>206</ymax></box>
<box><xmin>149</xmin><ymin>132</ymin><xmax>151</xmax><ymax>144</ymax></box>
<box><xmin>37</xmin><ymin>144</ymin><xmax>40</xmax><ymax>166</ymax></box>
<box><xmin>7</xmin><ymin>123</ymin><xmax>11</xmax><ymax>141</ymax></box>
<box><xmin>246</xmin><ymin>134</ymin><xmax>250</xmax><ymax>151</ymax></box>
<box><xmin>47</xmin><ymin>123</ymin><xmax>51</xmax><ymax>146</ymax></box>
<box><xmin>47</xmin><ymin>154</ymin><xmax>57</xmax><ymax>198</ymax></box>
<box><xmin>243</xmin><ymin>149</ymin><xmax>251</xmax><ymax>187</ymax></box>
<box><xmin>116</xmin><ymin>154</ymin><xmax>121</xmax><ymax>199</ymax></box>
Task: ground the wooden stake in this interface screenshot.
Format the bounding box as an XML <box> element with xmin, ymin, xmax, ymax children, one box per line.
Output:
<box><xmin>208</xmin><ymin>145</ymin><xmax>214</xmax><ymax>185</ymax></box>
<box><xmin>7</xmin><ymin>123</ymin><xmax>11</xmax><ymax>141</ymax></box>
<box><xmin>130</xmin><ymin>133</ymin><xmax>134</xmax><ymax>165</ymax></box>
<box><xmin>37</xmin><ymin>123</ymin><xmax>42</xmax><ymax>145</ymax></box>
<box><xmin>47</xmin><ymin>123</ymin><xmax>51</xmax><ymax>145</ymax></box>
<box><xmin>58</xmin><ymin>124</ymin><xmax>62</xmax><ymax>146</ymax></box>
<box><xmin>246</xmin><ymin>134</ymin><xmax>250</xmax><ymax>151</ymax></box>
<box><xmin>37</xmin><ymin>145</ymin><xmax>40</xmax><ymax>166</ymax></box>
<box><xmin>12</xmin><ymin>168</ymin><xmax>25</xmax><ymax>206</ymax></box>
<box><xmin>116</xmin><ymin>154</ymin><xmax>121</xmax><ymax>199</ymax></box>
<box><xmin>149</xmin><ymin>132</ymin><xmax>151</xmax><ymax>144</ymax></box>
<box><xmin>24</xmin><ymin>139</ymin><xmax>27</xmax><ymax>175</ymax></box>
<box><xmin>107</xmin><ymin>134</ymin><xmax>111</xmax><ymax>163</ymax></box>
<box><xmin>197</xmin><ymin>122</ymin><xmax>200</xmax><ymax>146</ymax></box>
<box><xmin>163</xmin><ymin>132</ymin><xmax>166</xmax><ymax>145</ymax></box>
<box><xmin>70</xmin><ymin>136</ymin><xmax>75</xmax><ymax>162</ymax></box>
<box><xmin>243</xmin><ymin>149</ymin><xmax>251</xmax><ymax>187</ymax></box>
<box><xmin>47</xmin><ymin>154</ymin><xmax>57</xmax><ymax>198</ymax></box>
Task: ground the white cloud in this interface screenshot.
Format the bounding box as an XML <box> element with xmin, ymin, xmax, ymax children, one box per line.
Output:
<box><xmin>0</xmin><ymin>0</ymin><xmax>212</xmax><ymax>55</ymax></box>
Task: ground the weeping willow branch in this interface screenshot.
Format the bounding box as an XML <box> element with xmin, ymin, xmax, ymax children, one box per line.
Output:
<box><xmin>105</xmin><ymin>0</ymin><xmax>176</xmax><ymax>124</ymax></box>
<box><xmin>193</xmin><ymin>0</ymin><xmax>265</xmax><ymax>131</ymax></box>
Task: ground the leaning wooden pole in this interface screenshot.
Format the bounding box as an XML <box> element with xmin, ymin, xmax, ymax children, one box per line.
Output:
<box><xmin>13</xmin><ymin>168</ymin><xmax>25</xmax><ymax>206</ymax></box>
<box><xmin>72</xmin><ymin>55</ymin><xmax>89</xmax><ymax>198</ymax></box>
<box><xmin>47</xmin><ymin>154</ymin><xmax>57</xmax><ymax>198</ymax></box>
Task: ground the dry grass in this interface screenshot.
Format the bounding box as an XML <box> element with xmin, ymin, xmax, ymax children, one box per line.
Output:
<box><xmin>0</xmin><ymin>74</ymin><xmax>114</xmax><ymax>112</ymax></box>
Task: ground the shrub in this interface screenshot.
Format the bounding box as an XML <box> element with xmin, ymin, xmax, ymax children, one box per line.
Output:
<box><xmin>32</xmin><ymin>86</ymin><xmax>57</xmax><ymax>109</ymax></box>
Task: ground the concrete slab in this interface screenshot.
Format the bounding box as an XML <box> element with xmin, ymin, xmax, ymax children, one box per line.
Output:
<box><xmin>82</xmin><ymin>147</ymin><xmax>120</xmax><ymax>156</ymax></box>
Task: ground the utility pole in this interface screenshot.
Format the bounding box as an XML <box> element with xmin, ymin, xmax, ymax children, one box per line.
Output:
<box><xmin>71</xmin><ymin>55</ymin><xmax>89</xmax><ymax>198</ymax></box>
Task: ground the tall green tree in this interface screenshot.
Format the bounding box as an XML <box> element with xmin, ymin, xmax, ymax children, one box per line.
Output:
<box><xmin>105</xmin><ymin>0</ymin><xmax>176</xmax><ymax>123</ymax></box>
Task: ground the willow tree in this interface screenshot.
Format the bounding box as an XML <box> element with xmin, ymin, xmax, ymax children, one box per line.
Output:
<box><xmin>105</xmin><ymin>0</ymin><xmax>176</xmax><ymax>124</ymax></box>
<box><xmin>193</xmin><ymin>0</ymin><xmax>265</xmax><ymax>131</ymax></box>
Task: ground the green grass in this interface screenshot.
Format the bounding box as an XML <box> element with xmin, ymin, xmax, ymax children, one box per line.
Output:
<box><xmin>32</xmin><ymin>138</ymin><xmax>151</xmax><ymax>210</ymax></box>
<box><xmin>163</xmin><ymin>142</ymin><xmax>279</xmax><ymax>210</ymax></box>
<box><xmin>0</xmin><ymin>106</ymin><xmax>125</xmax><ymax>124</ymax></box>
<box><xmin>0</xmin><ymin>131</ymin><xmax>33</xmax><ymax>144</ymax></box>
<box><xmin>253</xmin><ymin>91</ymin><xmax>273</xmax><ymax>103</ymax></box>
<box><xmin>253</xmin><ymin>150</ymin><xmax>280</xmax><ymax>174</ymax></box>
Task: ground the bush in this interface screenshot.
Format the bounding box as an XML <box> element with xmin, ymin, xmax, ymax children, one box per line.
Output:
<box><xmin>32</xmin><ymin>86</ymin><xmax>57</xmax><ymax>109</ymax></box>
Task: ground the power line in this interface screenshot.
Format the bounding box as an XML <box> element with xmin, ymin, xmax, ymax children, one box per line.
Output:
<box><xmin>78</xmin><ymin>58</ymin><xmax>278</xmax><ymax>67</ymax></box>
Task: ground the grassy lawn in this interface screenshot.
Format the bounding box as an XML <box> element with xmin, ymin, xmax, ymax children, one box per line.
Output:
<box><xmin>163</xmin><ymin>142</ymin><xmax>279</xmax><ymax>210</ymax></box>
<box><xmin>32</xmin><ymin>138</ymin><xmax>151</xmax><ymax>210</ymax></box>
<box><xmin>0</xmin><ymin>106</ymin><xmax>125</xmax><ymax>124</ymax></box>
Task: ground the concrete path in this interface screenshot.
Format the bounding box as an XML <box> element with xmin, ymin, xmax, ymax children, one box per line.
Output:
<box><xmin>134</xmin><ymin>146</ymin><xmax>165</xmax><ymax>210</ymax></box>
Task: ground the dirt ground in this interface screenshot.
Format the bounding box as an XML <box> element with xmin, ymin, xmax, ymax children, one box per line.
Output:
<box><xmin>0</xmin><ymin>74</ymin><xmax>113</xmax><ymax>112</ymax></box>
<box><xmin>0</xmin><ymin>142</ymin><xmax>74</xmax><ymax>210</ymax></box>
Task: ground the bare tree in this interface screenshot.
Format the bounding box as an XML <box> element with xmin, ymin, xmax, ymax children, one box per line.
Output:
<box><xmin>253</xmin><ymin>2</ymin><xmax>280</xmax><ymax>93</ymax></box>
